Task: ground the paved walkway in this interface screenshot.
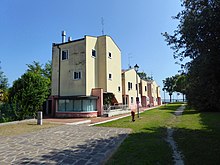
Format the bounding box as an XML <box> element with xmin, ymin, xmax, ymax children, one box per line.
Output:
<box><xmin>0</xmin><ymin>125</ymin><xmax>131</xmax><ymax>165</ymax></box>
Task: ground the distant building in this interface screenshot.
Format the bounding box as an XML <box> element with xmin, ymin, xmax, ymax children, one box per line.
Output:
<box><xmin>121</xmin><ymin>68</ymin><xmax>141</xmax><ymax>110</ymax></box>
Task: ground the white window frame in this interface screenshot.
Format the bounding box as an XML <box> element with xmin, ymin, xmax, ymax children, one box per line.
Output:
<box><xmin>73</xmin><ymin>71</ymin><xmax>82</xmax><ymax>80</ymax></box>
<box><xmin>62</xmin><ymin>50</ymin><xmax>69</xmax><ymax>60</ymax></box>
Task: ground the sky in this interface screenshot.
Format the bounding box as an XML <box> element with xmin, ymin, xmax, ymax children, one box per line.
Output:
<box><xmin>0</xmin><ymin>0</ymin><xmax>183</xmax><ymax>100</ymax></box>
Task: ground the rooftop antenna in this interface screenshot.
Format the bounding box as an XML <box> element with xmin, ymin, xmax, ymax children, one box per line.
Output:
<box><xmin>128</xmin><ymin>53</ymin><xmax>132</xmax><ymax>69</ymax></box>
<box><xmin>101</xmin><ymin>17</ymin><xmax>104</xmax><ymax>35</ymax></box>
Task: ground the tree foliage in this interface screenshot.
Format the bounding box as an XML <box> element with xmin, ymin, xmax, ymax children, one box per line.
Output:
<box><xmin>163</xmin><ymin>76</ymin><xmax>177</xmax><ymax>102</ymax></box>
<box><xmin>138</xmin><ymin>72</ymin><xmax>153</xmax><ymax>81</ymax></box>
<box><xmin>163</xmin><ymin>0</ymin><xmax>220</xmax><ymax>111</ymax></box>
<box><xmin>9</xmin><ymin>72</ymin><xmax>50</xmax><ymax>120</ymax></box>
<box><xmin>0</xmin><ymin>62</ymin><xmax>8</xmax><ymax>92</ymax></box>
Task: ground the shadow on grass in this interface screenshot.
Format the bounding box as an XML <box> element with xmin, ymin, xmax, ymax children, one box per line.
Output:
<box><xmin>173</xmin><ymin>106</ymin><xmax>220</xmax><ymax>164</ymax></box>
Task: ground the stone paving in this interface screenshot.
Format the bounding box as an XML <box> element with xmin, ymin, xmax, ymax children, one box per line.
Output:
<box><xmin>0</xmin><ymin>125</ymin><xmax>131</xmax><ymax>165</ymax></box>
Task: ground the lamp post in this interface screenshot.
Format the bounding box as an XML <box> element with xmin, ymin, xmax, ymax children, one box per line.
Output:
<box><xmin>134</xmin><ymin>64</ymin><xmax>140</xmax><ymax>118</ymax></box>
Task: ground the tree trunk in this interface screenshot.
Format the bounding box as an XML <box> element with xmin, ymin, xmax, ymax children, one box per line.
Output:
<box><xmin>183</xmin><ymin>94</ymin><xmax>185</xmax><ymax>102</ymax></box>
<box><xmin>169</xmin><ymin>94</ymin><xmax>172</xmax><ymax>103</ymax></box>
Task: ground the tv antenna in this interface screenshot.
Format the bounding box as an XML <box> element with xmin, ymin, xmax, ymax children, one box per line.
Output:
<box><xmin>101</xmin><ymin>17</ymin><xmax>104</xmax><ymax>35</ymax></box>
<box><xmin>128</xmin><ymin>53</ymin><xmax>132</xmax><ymax>68</ymax></box>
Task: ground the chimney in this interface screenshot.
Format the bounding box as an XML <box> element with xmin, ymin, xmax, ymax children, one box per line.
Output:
<box><xmin>68</xmin><ymin>36</ymin><xmax>72</xmax><ymax>42</ymax></box>
<box><xmin>62</xmin><ymin>31</ymin><xmax>66</xmax><ymax>43</ymax></box>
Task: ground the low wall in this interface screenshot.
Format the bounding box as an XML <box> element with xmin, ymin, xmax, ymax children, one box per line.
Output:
<box><xmin>104</xmin><ymin>109</ymin><xmax>131</xmax><ymax>117</ymax></box>
<box><xmin>56</xmin><ymin>111</ymin><xmax>98</xmax><ymax>118</ymax></box>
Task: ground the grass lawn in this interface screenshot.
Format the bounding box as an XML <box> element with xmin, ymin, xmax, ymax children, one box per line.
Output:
<box><xmin>173</xmin><ymin>106</ymin><xmax>220</xmax><ymax>165</ymax></box>
<box><xmin>97</xmin><ymin>104</ymin><xmax>220</xmax><ymax>165</ymax></box>
<box><xmin>97</xmin><ymin>104</ymin><xmax>182</xmax><ymax>165</ymax></box>
<box><xmin>0</xmin><ymin>121</ymin><xmax>62</xmax><ymax>137</ymax></box>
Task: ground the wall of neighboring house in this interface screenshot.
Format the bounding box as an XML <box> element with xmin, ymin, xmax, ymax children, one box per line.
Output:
<box><xmin>122</xmin><ymin>69</ymin><xmax>141</xmax><ymax>110</ymax></box>
<box><xmin>140</xmin><ymin>80</ymin><xmax>149</xmax><ymax>107</ymax></box>
<box><xmin>51</xmin><ymin>40</ymin><xmax>86</xmax><ymax>96</ymax></box>
<box><xmin>148</xmin><ymin>80</ymin><xmax>160</xmax><ymax>106</ymax></box>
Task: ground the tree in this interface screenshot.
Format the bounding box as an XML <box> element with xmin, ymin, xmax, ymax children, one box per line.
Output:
<box><xmin>173</xmin><ymin>74</ymin><xmax>187</xmax><ymax>102</ymax></box>
<box><xmin>9</xmin><ymin>72</ymin><xmax>50</xmax><ymax>120</ymax></box>
<box><xmin>138</xmin><ymin>72</ymin><xmax>153</xmax><ymax>81</ymax></box>
<box><xmin>163</xmin><ymin>0</ymin><xmax>220</xmax><ymax>111</ymax></box>
<box><xmin>27</xmin><ymin>61</ymin><xmax>52</xmax><ymax>97</ymax></box>
<box><xmin>163</xmin><ymin>76</ymin><xmax>177</xmax><ymax>102</ymax></box>
<box><xmin>0</xmin><ymin>62</ymin><xmax>8</xmax><ymax>92</ymax></box>
<box><xmin>0</xmin><ymin>62</ymin><xmax>8</xmax><ymax>102</ymax></box>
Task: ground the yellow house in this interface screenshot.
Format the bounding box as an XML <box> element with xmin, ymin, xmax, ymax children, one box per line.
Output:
<box><xmin>121</xmin><ymin>69</ymin><xmax>141</xmax><ymax>110</ymax></box>
<box><xmin>51</xmin><ymin>32</ymin><xmax>122</xmax><ymax>117</ymax></box>
<box><xmin>147</xmin><ymin>80</ymin><xmax>161</xmax><ymax>106</ymax></box>
<box><xmin>140</xmin><ymin>79</ymin><xmax>150</xmax><ymax>107</ymax></box>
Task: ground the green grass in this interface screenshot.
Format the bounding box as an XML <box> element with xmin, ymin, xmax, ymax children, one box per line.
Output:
<box><xmin>0</xmin><ymin>121</ymin><xmax>62</xmax><ymax>137</ymax></box>
<box><xmin>97</xmin><ymin>104</ymin><xmax>220</xmax><ymax>164</ymax></box>
<box><xmin>173</xmin><ymin>107</ymin><xmax>220</xmax><ymax>165</ymax></box>
<box><xmin>98</xmin><ymin>104</ymin><xmax>182</xmax><ymax>165</ymax></box>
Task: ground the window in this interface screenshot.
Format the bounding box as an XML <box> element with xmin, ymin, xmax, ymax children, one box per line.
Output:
<box><xmin>73</xmin><ymin>71</ymin><xmax>82</xmax><ymax>80</ymax></box>
<box><xmin>118</xmin><ymin>86</ymin><xmax>121</xmax><ymax>92</ymax></box>
<box><xmin>145</xmin><ymin>86</ymin><xmax>147</xmax><ymax>91</ymax></box>
<box><xmin>128</xmin><ymin>82</ymin><xmax>132</xmax><ymax>90</ymax></box>
<box><xmin>108</xmin><ymin>52</ymin><xmax>112</xmax><ymax>58</ymax></box>
<box><xmin>62</xmin><ymin>50</ymin><xmax>69</xmax><ymax>60</ymax></box>
<box><xmin>131</xmin><ymin>97</ymin><xmax>134</xmax><ymax>104</ymax></box>
<box><xmin>92</xmin><ymin>49</ymin><xmax>96</xmax><ymax>57</ymax></box>
<box><xmin>109</xmin><ymin>73</ymin><xmax>112</xmax><ymax>80</ymax></box>
<box><xmin>136</xmin><ymin>84</ymin><xmax>138</xmax><ymax>90</ymax></box>
<box><xmin>58</xmin><ymin>99</ymin><xmax>97</xmax><ymax>112</ymax></box>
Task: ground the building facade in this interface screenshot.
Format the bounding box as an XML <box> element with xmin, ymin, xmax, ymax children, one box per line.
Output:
<box><xmin>121</xmin><ymin>69</ymin><xmax>141</xmax><ymax>110</ymax></box>
<box><xmin>51</xmin><ymin>34</ymin><xmax>122</xmax><ymax>117</ymax></box>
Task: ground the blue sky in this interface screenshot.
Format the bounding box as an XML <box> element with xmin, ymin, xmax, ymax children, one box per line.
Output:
<box><xmin>0</xmin><ymin>0</ymin><xmax>183</xmax><ymax>99</ymax></box>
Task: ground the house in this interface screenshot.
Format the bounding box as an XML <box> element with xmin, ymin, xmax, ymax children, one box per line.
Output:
<box><xmin>140</xmin><ymin>79</ymin><xmax>150</xmax><ymax>107</ymax></box>
<box><xmin>121</xmin><ymin>68</ymin><xmax>141</xmax><ymax>110</ymax></box>
<box><xmin>50</xmin><ymin>32</ymin><xmax>122</xmax><ymax>117</ymax></box>
<box><xmin>147</xmin><ymin>80</ymin><xmax>162</xmax><ymax>106</ymax></box>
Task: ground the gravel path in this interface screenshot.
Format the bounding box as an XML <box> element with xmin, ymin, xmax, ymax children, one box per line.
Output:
<box><xmin>166</xmin><ymin>105</ymin><xmax>185</xmax><ymax>165</ymax></box>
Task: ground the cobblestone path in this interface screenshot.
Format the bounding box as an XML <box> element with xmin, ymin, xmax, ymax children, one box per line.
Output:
<box><xmin>0</xmin><ymin>125</ymin><xmax>131</xmax><ymax>165</ymax></box>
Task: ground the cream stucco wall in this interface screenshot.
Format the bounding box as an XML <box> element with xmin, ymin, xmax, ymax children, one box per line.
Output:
<box><xmin>122</xmin><ymin>69</ymin><xmax>141</xmax><ymax>108</ymax></box>
<box><xmin>140</xmin><ymin>80</ymin><xmax>148</xmax><ymax>97</ymax></box>
<box><xmin>52</xmin><ymin>35</ymin><xmax>122</xmax><ymax>103</ymax></box>
<box><xmin>105</xmin><ymin>36</ymin><xmax>122</xmax><ymax>103</ymax></box>
<box><xmin>85</xmin><ymin>36</ymin><xmax>98</xmax><ymax>96</ymax></box>
<box><xmin>51</xmin><ymin>40</ymin><xmax>86</xmax><ymax>96</ymax></box>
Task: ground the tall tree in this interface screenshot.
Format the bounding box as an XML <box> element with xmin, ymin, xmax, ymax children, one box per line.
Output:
<box><xmin>163</xmin><ymin>76</ymin><xmax>176</xmax><ymax>102</ymax></box>
<box><xmin>0</xmin><ymin>61</ymin><xmax>8</xmax><ymax>92</ymax></box>
<box><xmin>163</xmin><ymin>0</ymin><xmax>220</xmax><ymax>111</ymax></box>
<box><xmin>9</xmin><ymin>72</ymin><xmax>50</xmax><ymax>120</ymax></box>
<box><xmin>174</xmin><ymin>74</ymin><xmax>187</xmax><ymax>102</ymax></box>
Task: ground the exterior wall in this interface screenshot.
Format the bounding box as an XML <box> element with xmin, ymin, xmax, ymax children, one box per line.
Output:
<box><xmin>147</xmin><ymin>80</ymin><xmax>160</xmax><ymax>106</ymax></box>
<box><xmin>85</xmin><ymin>36</ymin><xmax>98</xmax><ymax>95</ymax></box>
<box><xmin>140</xmin><ymin>80</ymin><xmax>149</xmax><ymax>107</ymax></box>
<box><xmin>122</xmin><ymin>69</ymin><xmax>141</xmax><ymax>110</ymax></box>
<box><xmin>52</xmin><ymin>40</ymin><xmax>86</xmax><ymax>96</ymax></box>
<box><xmin>105</xmin><ymin>36</ymin><xmax>122</xmax><ymax>103</ymax></box>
